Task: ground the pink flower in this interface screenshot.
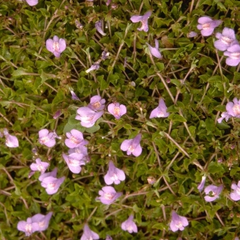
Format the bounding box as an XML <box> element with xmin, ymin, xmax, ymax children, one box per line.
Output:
<box><xmin>88</xmin><ymin>95</ymin><xmax>106</xmax><ymax>111</ymax></box>
<box><xmin>17</xmin><ymin>212</ymin><xmax>52</xmax><ymax>236</ymax></box>
<box><xmin>97</xmin><ymin>186</ymin><xmax>122</xmax><ymax>205</ymax></box>
<box><xmin>197</xmin><ymin>16</ymin><xmax>222</xmax><ymax>36</ymax></box>
<box><xmin>146</xmin><ymin>39</ymin><xmax>162</xmax><ymax>59</ymax></box>
<box><xmin>104</xmin><ymin>161</ymin><xmax>126</xmax><ymax>185</ymax></box>
<box><xmin>3</xmin><ymin>129</ymin><xmax>19</xmax><ymax>148</ymax></box>
<box><xmin>108</xmin><ymin>102</ymin><xmax>127</xmax><ymax>119</ymax></box>
<box><xmin>224</xmin><ymin>44</ymin><xmax>240</xmax><ymax>66</ymax></box>
<box><xmin>214</xmin><ymin>27</ymin><xmax>238</xmax><ymax>51</ymax></box>
<box><xmin>38</xmin><ymin>129</ymin><xmax>58</xmax><ymax>148</ymax></box>
<box><xmin>75</xmin><ymin>107</ymin><xmax>103</xmax><ymax>128</ymax></box>
<box><xmin>230</xmin><ymin>181</ymin><xmax>240</xmax><ymax>201</ymax></box>
<box><xmin>150</xmin><ymin>98</ymin><xmax>169</xmax><ymax>119</ymax></box>
<box><xmin>26</xmin><ymin>0</ymin><xmax>38</xmax><ymax>6</ymax></box>
<box><xmin>120</xmin><ymin>134</ymin><xmax>142</xmax><ymax>157</ymax></box>
<box><xmin>170</xmin><ymin>211</ymin><xmax>189</xmax><ymax>232</ymax></box>
<box><xmin>218</xmin><ymin>98</ymin><xmax>240</xmax><ymax>123</ymax></box>
<box><xmin>204</xmin><ymin>184</ymin><xmax>223</xmax><ymax>202</ymax></box>
<box><xmin>39</xmin><ymin>168</ymin><xmax>57</xmax><ymax>181</ymax></box>
<box><xmin>65</xmin><ymin>129</ymin><xmax>88</xmax><ymax>149</ymax></box>
<box><xmin>81</xmin><ymin>224</ymin><xmax>99</xmax><ymax>240</ymax></box>
<box><xmin>40</xmin><ymin>176</ymin><xmax>65</xmax><ymax>195</ymax></box>
<box><xmin>30</xmin><ymin>158</ymin><xmax>49</xmax><ymax>174</ymax></box>
<box><xmin>46</xmin><ymin>36</ymin><xmax>66</xmax><ymax>58</ymax></box>
<box><xmin>121</xmin><ymin>215</ymin><xmax>138</xmax><ymax>233</ymax></box>
<box><xmin>62</xmin><ymin>153</ymin><xmax>86</xmax><ymax>174</ymax></box>
<box><xmin>130</xmin><ymin>10</ymin><xmax>152</xmax><ymax>32</ymax></box>
<box><xmin>86</xmin><ymin>63</ymin><xmax>100</xmax><ymax>73</ymax></box>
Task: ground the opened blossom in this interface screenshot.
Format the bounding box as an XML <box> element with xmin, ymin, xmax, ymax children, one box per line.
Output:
<box><xmin>65</xmin><ymin>129</ymin><xmax>88</xmax><ymax>148</ymax></box>
<box><xmin>121</xmin><ymin>215</ymin><xmax>138</xmax><ymax>233</ymax></box>
<box><xmin>218</xmin><ymin>98</ymin><xmax>240</xmax><ymax>123</ymax></box>
<box><xmin>230</xmin><ymin>181</ymin><xmax>240</xmax><ymax>201</ymax></box>
<box><xmin>130</xmin><ymin>10</ymin><xmax>152</xmax><ymax>32</ymax></box>
<box><xmin>197</xmin><ymin>16</ymin><xmax>222</xmax><ymax>36</ymax></box>
<box><xmin>224</xmin><ymin>44</ymin><xmax>240</xmax><ymax>66</ymax></box>
<box><xmin>76</xmin><ymin>107</ymin><xmax>103</xmax><ymax>128</ymax></box>
<box><xmin>62</xmin><ymin>153</ymin><xmax>86</xmax><ymax>174</ymax></box>
<box><xmin>38</xmin><ymin>129</ymin><xmax>58</xmax><ymax>148</ymax></box>
<box><xmin>3</xmin><ymin>129</ymin><xmax>19</xmax><ymax>148</ymax></box>
<box><xmin>30</xmin><ymin>158</ymin><xmax>49</xmax><ymax>174</ymax></box>
<box><xmin>17</xmin><ymin>212</ymin><xmax>52</xmax><ymax>236</ymax></box>
<box><xmin>104</xmin><ymin>161</ymin><xmax>125</xmax><ymax>185</ymax></box>
<box><xmin>46</xmin><ymin>36</ymin><xmax>66</xmax><ymax>58</ymax></box>
<box><xmin>214</xmin><ymin>27</ymin><xmax>238</xmax><ymax>51</ymax></box>
<box><xmin>204</xmin><ymin>184</ymin><xmax>223</xmax><ymax>202</ymax></box>
<box><xmin>41</xmin><ymin>175</ymin><xmax>65</xmax><ymax>195</ymax></box>
<box><xmin>150</xmin><ymin>98</ymin><xmax>169</xmax><ymax>119</ymax></box>
<box><xmin>81</xmin><ymin>224</ymin><xmax>99</xmax><ymax>240</ymax></box>
<box><xmin>97</xmin><ymin>186</ymin><xmax>122</xmax><ymax>205</ymax></box>
<box><xmin>39</xmin><ymin>167</ymin><xmax>57</xmax><ymax>181</ymax></box>
<box><xmin>121</xmin><ymin>134</ymin><xmax>142</xmax><ymax>157</ymax></box>
<box><xmin>146</xmin><ymin>39</ymin><xmax>162</xmax><ymax>59</ymax></box>
<box><xmin>170</xmin><ymin>211</ymin><xmax>189</xmax><ymax>232</ymax></box>
<box><xmin>88</xmin><ymin>95</ymin><xmax>106</xmax><ymax>111</ymax></box>
<box><xmin>108</xmin><ymin>102</ymin><xmax>127</xmax><ymax>119</ymax></box>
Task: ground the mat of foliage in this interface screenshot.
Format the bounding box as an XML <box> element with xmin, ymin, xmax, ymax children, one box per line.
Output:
<box><xmin>1</xmin><ymin>0</ymin><xmax>240</xmax><ymax>239</ymax></box>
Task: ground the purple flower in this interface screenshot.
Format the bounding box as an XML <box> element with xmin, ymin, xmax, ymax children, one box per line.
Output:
<box><xmin>197</xmin><ymin>175</ymin><xmax>206</xmax><ymax>192</ymax></box>
<box><xmin>97</xmin><ymin>186</ymin><xmax>122</xmax><ymax>205</ymax></box>
<box><xmin>105</xmin><ymin>235</ymin><xmax>112</xmax><ymax>240</ymax></box>
<box><xmin>204</xmin><ymin>184</ymin><xmax>223</xmax><ymax>202</ymax></box>
<box><xmin>121</xmin><ymin>215</ymin><xmax>138</xmax><ymax>233</ymax></box>
<box><xmin>86</xmin><ymin>63</ymin><xmax>100</xmax><ymax>73</ymax></box>
<box><xmin>130</xmin><ymin>10</ymin><xmax>152</xmax><ymax>32</ymax></box>
<box><xmin>170</xmin><ymin>211</ymin><xmax>189</xmax><ymax>232</ymax></box>
<box><xmin>39</xmin><ymin>167</ymin><xmax>57</xmax><ymax>182</ymax></box>
<box><xmin>187</xmin><ymin>31</ymin><xmax>197</xmax><ymax>38</ymax></box>
<box><xmin>218</xmin><ymin>98</ymin><xmax>240</xmax><ymax>123</ymax></box>
<box><xmin>17</xmin><ymin>218</ymin><xmax>39</xmax><ymax>236</ymax></box>
<box><xmin>101</xmin><ymin>50</ymin><xmax>110</xmax><ymax>60</ymax></box>
<box><xmin>81</xmin><ymin>224</ymin><xmax>99</xmax><ymax>240</ymax></box>
<box><xmin>62</xmin><ymin>153</ymin><xmax>86</xmax><ymax>174</ymax></box>
<box><xmin>146</xmin><ymin>39</ymin><xmax>162</xmax><ymax>59</ymax></box>
<box><xmin>30</xmin><ymin>212</ymin><xmax>53</xmax><ymax>231</ymax></box>
<box><xmin>41</xmin><ymin>176</ymin><xmax>65</xmax><ymax>195</ymax></box>
<box><xmin>65</xmin><ymin>129</ymin><xmax>88</xmax><ymax>149</ymax></box>
<box><xmin>88</xmin><ymin>95</ymin><xmax>106</xmax><ymax>111</ymax></box>
<box><xmin>150</xmin><ymin>98</ymin><xmax>169</xmax><ymax>119</ymax></box>
<box><xmin>214</xmin><ymin>27</ymin><xmax>238</xmax><ymax>51</ymax></box>
<box><xmin>230</xmin><ymin>181</ymin><xmax>240</xmax><ymax>201</ymax></box>
<box><xmin>197</xmin><ymin>16</ymin><xmax>222</xmax><ymax>36</ymax></box>
<box><xmin>95</xmin><ymin>20</ymin><xmax>106</xmax><ymax>36</ymax></box>
<box><xmin>108</xmin><ymin>102</ymin><xmax>127</xmax><ymax>119</ymax></box>
<box><xmin>76</xmin><ymin>107</ymin><xmax>103</xmax><ymax>128</ymax></box>
<box><xmin>17</xmin><ymin>212</ymin><xmax>52</xmax><ymax>236</ymax></box>
<box><xmin>120</xmin><ymin>134</ymin><xmax>142</xmax><ymax>157</ymax></box>
<box><xmin>224</xmin><ymin>44</ymin><xmax>240</xmax><ymax>66</ymax></box>
<box><xmin>46</xmin><ymin>36</ymin><xmax>66</xmax><ymax>58</ymax></box>
<box><xmin>38</xmin><ymin>129</ymin><xmax>58</xmax><ymax>148</ymax></box>
<box><xmin>104</xmin><ymin>161</ymin><xmax>126</xmax><ymax>185</ymax></box>
<box><xmin>30</xmin><ymin>158</ymin><xmax>49</xmax><ymax>174</ymax></box>
<box><xmin>26</xmin><ymin>0</ymin><xmax>38</xmax><ymax>6</ymax></box>
<box><xmin>70</xmin><ymin>90</ymin><xmax>80</xmax><ymax>101</ymax></box>
<box><xmin>3</xmin><ymin>129</ymin><xmax>19</xmax><ymax>148</ymax></box>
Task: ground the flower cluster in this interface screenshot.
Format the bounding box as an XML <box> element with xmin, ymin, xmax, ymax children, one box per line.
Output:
<box><xmin>197</xmin><ymin>16</ymin><xmax>240</xmax><ymax>67</ymax></box>
<box><xmin>17</xmin><ymin>212</ymin><xmax>52</xmax><ymax>236</ymax></box>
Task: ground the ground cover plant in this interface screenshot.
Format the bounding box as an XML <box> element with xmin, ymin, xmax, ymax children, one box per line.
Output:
<box><xmin>1</xmin><ymin>0</ymin><xmax>240</xmax><ymax>239</ymax></box>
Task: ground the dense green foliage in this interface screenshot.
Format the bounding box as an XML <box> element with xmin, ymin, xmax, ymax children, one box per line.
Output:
<box><xmin>1</xmin><ymin>0</ymin><xmax>240</xmax><ymax>239</ymax></box>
